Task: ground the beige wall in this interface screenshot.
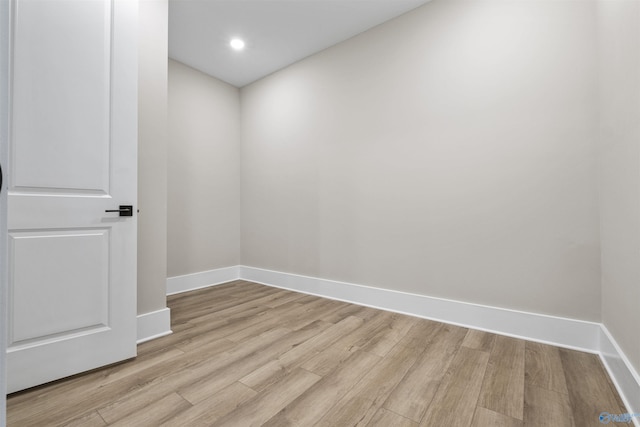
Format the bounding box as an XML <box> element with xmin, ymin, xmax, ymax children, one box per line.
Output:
<box><xmin>240</xmin><ymin>0</ymin><xmax>602</xmax><ymax>321</ymax></box>
<box><xmin>597</xmin><ymin>0</ymin><xmax>640</xmax><ymax>373</ymax></box>
<box><xmin>167</xmin><ymin>59</ymin><xmax>241</xmax><ymax>277</ymax></box>
<box><xmin>138</xmin><ymin>0</ymin><xmax>168</xmax><ymax>315</ymax></box>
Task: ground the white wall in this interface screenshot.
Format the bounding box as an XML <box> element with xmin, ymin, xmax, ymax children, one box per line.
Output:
<box><xmin>240</xmin><ymin>0</ymin><xmax>602</xmax><ymax>321</ymax></box>
<box><xmin>167</xmin><ymin>59</ymin><xmax>241</xmax><ymax>277</ymax></box>
<box><xmin>138</xmin><ymin>0</ymin><xmax>168</xmax><ymax>315</ymax></box>
<box><xmin>597</xmin><ymin>0</ymin><xmax>640</xmax><ymax>374</ymax></box>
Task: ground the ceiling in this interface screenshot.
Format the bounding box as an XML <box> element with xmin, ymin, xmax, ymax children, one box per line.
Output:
<box><xmin>168</xmin><ymin>0</ymin><xmax>431</xmax><ymax>88</ymax></box>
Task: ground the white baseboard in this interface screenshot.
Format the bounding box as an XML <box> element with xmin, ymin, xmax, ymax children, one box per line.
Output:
<box><xmin>166</xmin><ymin>266</ymin><xmax>240</xmax><ymax>295</ymax></box>
<box><xmin>164</xmin><ymin>264</ymin><xmax>640</xmax><ymax>417</ymax></box>
<box><xmin>599</xmin><ymin>325</ymin><xmax>640</xmax><ymax>425</ymax></box>
<box><xmin>239</xmin><ymin>265</ymin><xmax>601</xmax><ymax>353</ymax></box>
<box><xmin>137</xmin><ymin>307</ymin><xmax>172</xmax><ymax>344</ymax></box>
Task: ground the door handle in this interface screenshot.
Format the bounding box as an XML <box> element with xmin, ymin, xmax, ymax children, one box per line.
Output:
<box><xmin>105</xmin><ymin>205</ymin><xmax>133</xmax><ymax>217</ymax></box>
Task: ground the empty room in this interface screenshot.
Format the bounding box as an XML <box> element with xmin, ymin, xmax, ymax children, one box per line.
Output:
<box><xmin>1</xmin><ymin>0</ymin><xmax>639</xmax><ymax>426</ymax></box>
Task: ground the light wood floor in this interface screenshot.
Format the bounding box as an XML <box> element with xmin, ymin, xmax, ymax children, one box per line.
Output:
<box><xmin>7</xmin><ymin>280</ymin><xmax>628</xmax><ymax>426</ymax></box>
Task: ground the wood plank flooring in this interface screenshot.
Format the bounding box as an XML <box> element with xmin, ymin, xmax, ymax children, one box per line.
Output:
<box><xmin>7</xmin><ymin>280</ymin><xmax>628</xmax><ymax>426</ymax></box>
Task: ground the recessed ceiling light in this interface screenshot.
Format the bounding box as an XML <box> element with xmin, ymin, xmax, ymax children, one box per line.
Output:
<box><xmin>230</xmin><ymin>38</ymin><xmax>245</xmax><ymax>51</ymax></box>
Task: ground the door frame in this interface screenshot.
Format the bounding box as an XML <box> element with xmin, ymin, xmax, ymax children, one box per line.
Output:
<box><xmin>0</xmin><ymin>0</ymin><xmax>10</xmax><ymax>423</ymax></box>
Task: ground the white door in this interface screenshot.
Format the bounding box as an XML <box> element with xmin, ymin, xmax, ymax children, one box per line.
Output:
<box><xmin>6</xmin><ymin>0</ymin><xmax>138</xmax><ymax>393</ymax></box>
<box><xmin>1</xmin><ymin>0</ymin><xmax>10</xmax><ymax>420</ymax></box>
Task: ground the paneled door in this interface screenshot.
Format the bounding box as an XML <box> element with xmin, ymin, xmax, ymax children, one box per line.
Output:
<box><xmin>6</xmin><ymin>0</ymin><xmax>138</xmax><ymax>393</ymax></box>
